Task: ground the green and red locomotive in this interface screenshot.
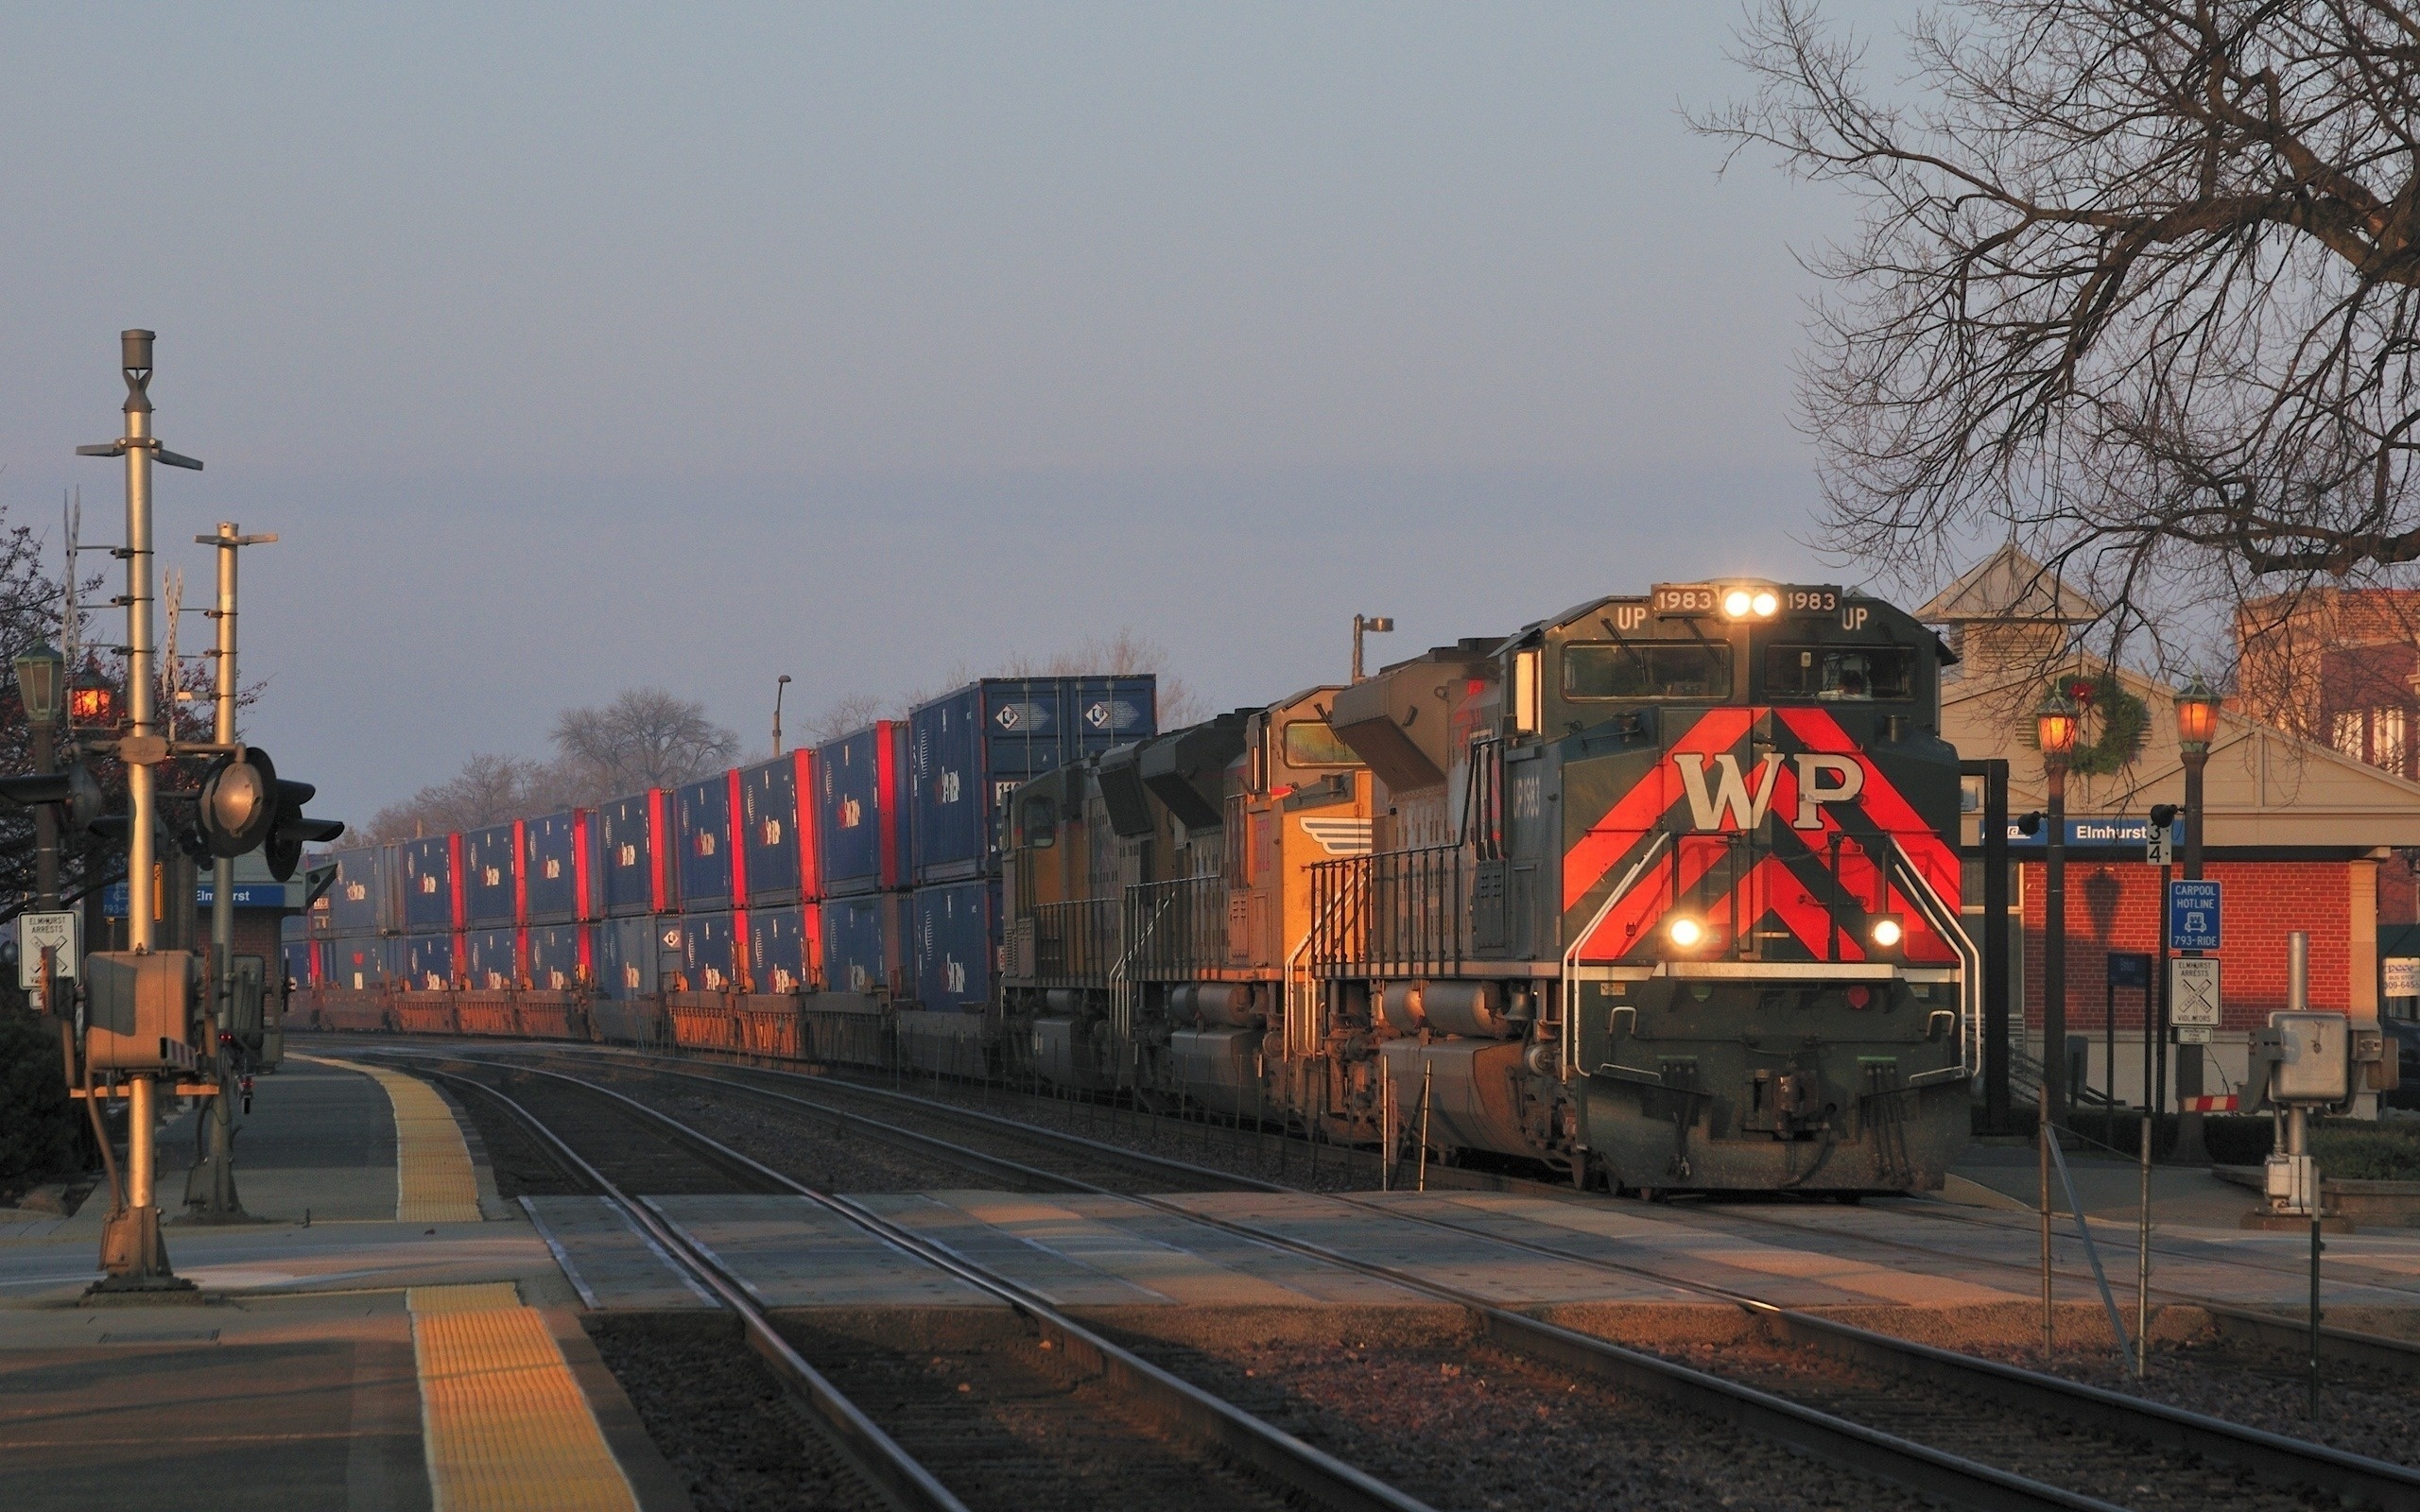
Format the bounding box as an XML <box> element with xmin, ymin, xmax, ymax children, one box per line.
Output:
<box><xmin>1000</xmin><ymin>581</ymin><xmax>1976</xmax><ymax>1194</ymax></box>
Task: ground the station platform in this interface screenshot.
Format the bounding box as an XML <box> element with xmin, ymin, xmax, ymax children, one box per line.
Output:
<box><xmin>0</xmin><ymin>1057</ymin><xmax>684</xmax><ymax>1512</ymax></box>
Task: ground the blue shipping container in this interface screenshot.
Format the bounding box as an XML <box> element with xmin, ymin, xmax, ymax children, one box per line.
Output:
<box><xmin>676</xmin><ymin>772</ymin><xmax>738</xmax><ymax>910</ymax></box>
<box><xmin>280</xmin><ymin>939</ymin><xmax>314</xmax><ymax>989</ymax></box>
<box><xmin>398</xmin><ymin>835</ymin><xmax>457</xmax><ymax>932</ymax></box>
<box><xmin>910</xmin><ymin>678</ymin><xmax>1153</xmax><ymax>884</ymax></box>
<box><xmin>466</xmin><ymin>927</ymin><xmax>521</xmax><ymax>990</ymax></box>
<box><xmin>325</xmin><ymin>936</ymin><xmax>393</xmax><ymax>990</ymax></box>
<box><xmin>815</xmin><ymin>723</ymin><xmax>908</xmax><ymax>896</ymax></box>
<box><xmin>678</xmin><ymin>910</ymin><xmax>741</xmax><ymax>991</ymax></box>
<box><xmin>597</xmin><ymin>914</ymin><xmax>681</xmax><ymax>999</ymax></box>
<box><xmin>521</xmin><ymin>810</ymin><xmax>587</xmax><ymax>923</ymax></box>
<box><xmin>820</xmin><ymin>893</ymin><xmax>904</xmax><ymax>996</ymax></box>
<box><xmin>461</xmin><ymin>823</ymin><xmax>520</xmax><ymax>928</ymax></box>
<box><xmin>321</xmin><ymin>846</ymin><xmax>396</xmax><ymax>936</ymax></box>
<box><xmin>596</xmin><ymin>791</ymin><xmax>668</xmax><ymax>917</ymax></box>
<box><xmin>739</xmin><ymin>754</ymin><xmax>806</xmax><ymax>906</ymax></box>
<box><xmin>525</xmin><ymin>922</ymin><xmax>590</xmax><ymax>991</ymax></box>
<box><xmin>913</xmin><ymin>880</ymin><xmax>996</xmax><ymax>1012</ymax></box>
<box><xmin>745</xmin><ymin>905</ymin><xmax>809</xmax><ymax>994</ymax></box>
<box><xmin>401</xmin><ymin>935</ymin><xmax>455</xmax><ymax>992</ymax></box>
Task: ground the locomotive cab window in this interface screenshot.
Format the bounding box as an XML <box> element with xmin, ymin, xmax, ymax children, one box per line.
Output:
<box><xmin>1765</xmin><ymin>644</ymin><xmax>1914</xmax><ymax>701</ymax></box>
<box><xmin>1282</xmin><ymin>720</ymin><xmax>1357</xmax><ymax>768</ymax></box>
<box><xmin>1019</xmin><ymin>796</ymin><xmax>1057</xmax><ymax>848</ymax></box>
<box><xmin>1564</xmin><ymin>642</ymin><xmax>1733</xmax><ymax>700</ymax></box>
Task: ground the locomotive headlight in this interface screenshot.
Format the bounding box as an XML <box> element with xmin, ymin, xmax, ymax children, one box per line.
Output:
<box><xmin>1870</xmin><ymin>916</ymin><xmax>1904</xmax><ymax>950</ymax></box>
<box><xmin>1751</xmin><ymin>590</ymin><xmax>1778</xmax><ymax>617</ymax></box>
<box><xmin>1667</xmin><ymin>916</ymin><xmax>1705</xmax><ymax>949</ymax></box>
<box><xmin>1722</xmin><ymin>589</ymin><xmax>1754</xmax><ymax>618</ymax></box>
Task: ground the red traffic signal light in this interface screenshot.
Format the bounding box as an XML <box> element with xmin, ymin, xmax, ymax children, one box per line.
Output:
<box><xmin>69</xmin><ymin>685</ymin><xmax>117</xmax><ymax>725</ymax></box>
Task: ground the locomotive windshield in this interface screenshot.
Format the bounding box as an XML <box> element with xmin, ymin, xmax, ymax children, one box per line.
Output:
<box><xmin>1764</xmin><ymin>644</ymin><xmax>1914</xmax><ymax>701</ymax></box>
<box><xmin>1564</xmin><ymin>642</ymin><xmax>1733</xmax><ymax>699</ymax></box>
<box><xmin>1282</xmin><ymin>720</ymin><xmax>1357</xmax><ymax>767</ymax></box>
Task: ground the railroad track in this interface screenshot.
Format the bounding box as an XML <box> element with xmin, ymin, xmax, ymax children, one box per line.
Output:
<box><xmin>535</xmin><ymin>1036</ymin><xmax>2420</xmax><ymax>1374</ymax></box>
<box><xmin>367</xmin><ymin>1041</ymin><xmax>2420</xmax><ymax>1511</ymax></box>
<box><xmin>407</xmin><ymin>1054</ymin><xmax>1435</xmax><ymax>1512</ymax></box>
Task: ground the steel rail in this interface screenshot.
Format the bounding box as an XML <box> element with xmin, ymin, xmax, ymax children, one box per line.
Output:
<box><xmin>409</xmin><ymin>1042</ymin><xmax>2420</xmax><ymax>1512</ymax></box>
<box><xmin>411</xmin><ymin>1064</ymin><xmax>971</xmax><ymax>1512</ymax></box>
<box><xmin>410</xmin><ymin>1054</ymin><xmax>1440</xmax><ymax>1512</ymax></box>
<box><xmin>390</xmin><ymin>1047</ymin><xmax>2126</xmax><ymax>1512</ymax></box>
<box><xmin>607</xmin><ymin>1036</ymin><xmax>2420</xmax><ymax>1373</ymax></box>
<box><xmin>1690</xmin><ymin>1197</ymin><xmax>2420</xmax><ymax>1369</ymax></box>
<box><xmin>366</xmin><ymin>1034</ymin><xmax>2420</xmax><ymax>1376</ymax></box>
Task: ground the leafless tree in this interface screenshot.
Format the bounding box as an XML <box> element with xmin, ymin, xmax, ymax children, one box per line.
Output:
<box><xmin>1697</xmin><ymin>1</ymin><xmax>2420</xmax><ymax>675</ymax></box>
<box><xmin>550</xmin><ymin>688</ymin><xmax>739</xmax><ymax>793</ymax></box>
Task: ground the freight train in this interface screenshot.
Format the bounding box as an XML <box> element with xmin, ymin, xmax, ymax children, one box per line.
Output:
<box><xmin>292</xmin><ymin>581</ymin><xmax>1978</xmax><ymax>1194</ymax></box>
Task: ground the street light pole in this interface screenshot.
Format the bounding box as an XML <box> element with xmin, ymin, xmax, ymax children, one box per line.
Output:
<box><xmin>772</xmin><ymin>674</ymin><xmax>791</xmax><ymax>758</ymax></box>
<box><xmin>13</xmin><ymin>642</ymin><xmax>64</xmax><ymax>910</ymax></box>
<box><xmin>2038</xmin><ymin>693</ymin><xmax>2081</xmax><ymax>1128</ymax></box>
<box><xmin>2173</xmin><ymin>676</ymin><xmax>2221</xmax><ymax>1164</ymax></box>
<box><xmin>1352</xmin><ymin>614</ymin><xmax>1393</xmax><ymax>683</ymax></box>
<box><xmin>191</xmin><ymin>522</ymin><xmax>273</xmax><ymax>1220</ymax></box>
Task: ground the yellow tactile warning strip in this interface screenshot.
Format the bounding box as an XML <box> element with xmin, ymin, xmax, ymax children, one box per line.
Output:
<box><xmin>408</xmin><ymin>1283</ymin><xmax>639</xmax><ymax>1512</ymax></box>
<box><xmin>302</xmin><ymin>1055</ymin><xmax>483</xmax><ymax>1222</ymax></box>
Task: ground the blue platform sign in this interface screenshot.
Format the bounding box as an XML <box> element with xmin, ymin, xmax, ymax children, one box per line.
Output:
<box><xmin>100</xmin><ymin>881</ymin><xmax>292</xmax><ymax>917</ymax></box>
<box><xmin>2168</xmin><ymin>879</ymin><xmax>2222</xmax><ymax>952</ymax></box>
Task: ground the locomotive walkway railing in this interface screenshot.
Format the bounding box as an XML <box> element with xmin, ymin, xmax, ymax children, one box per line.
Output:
<box><xmin>1028</xmin><ymin>898</ymin><xmax>1119</xmax><ymax>988</ymax></box>
<box><xmin>1122</xmin><ymin>874</ymin><xmax>1227</xmax><ymax>977</ymax></box>
<box><xmin>1308</xmin><ymin>844</ymin><xmax>1463</xmax><ymax>977</ymax></box>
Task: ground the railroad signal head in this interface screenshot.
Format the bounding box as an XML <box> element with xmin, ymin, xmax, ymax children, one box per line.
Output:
<box><xmin>265</xmin><ymin>777</ymin><xmax>345</xmax><ymax>882</ymax></box>
<box><xmin>0</xmin><ymin>761</ymin><xmax>104</xmax><ymax>830</ymax></box>
<box><xmin>2149</xmin><ymin>803</ymin><xmax>2179</xmax><ymax>831</ymax></box>
<box><xmin>196</xmin><ymin>747</ymin><xmax>279</xmax><ymax>859</ymax></box>
<box><xmin>2016</xmin><ymin>811</ymin><xmax>2044</xmax><ymax>837</ymax></box>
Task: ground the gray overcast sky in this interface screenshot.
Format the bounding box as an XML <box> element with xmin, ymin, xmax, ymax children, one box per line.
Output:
<box><xmin>0</xmin><ymin>3</ymin><xmax>1906</xmax><ymax>825</ymax></box>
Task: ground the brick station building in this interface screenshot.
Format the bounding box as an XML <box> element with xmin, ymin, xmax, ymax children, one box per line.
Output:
<box><xmin>1921</xmin><ymin>548</ymin><xmax>2420</xmax><ymax>1112</ymax></box>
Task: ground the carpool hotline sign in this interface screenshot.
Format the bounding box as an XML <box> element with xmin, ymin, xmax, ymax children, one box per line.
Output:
<box><xmin>2168</xmin><ymin>880</ymin><xmax>2222</xmax><ymax>953</ymax></box>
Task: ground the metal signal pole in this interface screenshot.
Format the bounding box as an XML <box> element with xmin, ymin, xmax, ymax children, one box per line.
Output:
<box><xmin>76</xmin><ymin>329</ymin><xmax>204</xmax><ymax>1284</ymax></box>
<box><xmin>191</xmin><ymin>522</ymin><xmax>275</xmax><ymax>1219</ymax></box>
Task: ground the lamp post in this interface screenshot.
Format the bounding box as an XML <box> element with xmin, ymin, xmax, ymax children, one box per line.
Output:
<box><xmin>2173</xmin><ymin>676</ymin><xmax>2221</xmax><ymax>1163</ymax></box>
<box><xmin>772</xmin><ymin>674</ymin><xmax>791</xmax><ymax>758</ymax></box>
<box><xmin>13</xmin><ymin>641</ymin><xmax>63</xmax><ymax>910</ymax></box>
<box><xmin>1352</xmin><ymin>614</ymin><xmax>1393</xmax><ymax>683</ymax></box>
<box><xmin>2038</xmin><ymin>692</ymin><xmax>2081</xmax><ymax>1128</ymax></box>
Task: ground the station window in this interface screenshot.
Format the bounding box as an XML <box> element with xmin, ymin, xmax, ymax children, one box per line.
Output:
<box><xmin>1564</xmin><ymin>642</ymin><xmax>1733</xmax><ymax>700</ymax></box>
<box><xmin>1765</xmin><ymin>644</ymin><xmax>1914</xmax><ymax>701</ymax></box>
<box><xmin>1282</xmin><ymin>720</ymin><xmax>1357</xmax><ymax>768</ymax></box>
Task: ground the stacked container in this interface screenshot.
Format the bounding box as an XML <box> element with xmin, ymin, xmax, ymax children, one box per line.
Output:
<box><xmin>521</xmin><ymin>810</ymin><xmax>594</xmax><ymax>988</ymax></box>
<box><xmin>596</xmin><ymin>790</ymin><xmax>673</xmax><ymax>916</ymax></box>
<box><xmin>738</xmin><ymin>749</ymin><xmax>822</xmax><ymax>992</ymax></box>
<box><xmin>397</xmin><ymin>833</ymin><xmax>461</xmax><ymax>991</ymax></box>
<box><xmin>906</xmin><ymin>676</ymin><xmax>1154</xmax><ymax>1011</ymax></box>
<box><xmin>315</xmin><ymin>846</ymin><xmax>400</xmax><ymax>989</ymax></box>
<box><xmin>674</xmin><ymin>770</ymin><xmax>742</xmax><ymax>991</ymax></box>
<box><xmin>815</xmin><ymin>722</ymin><xmax>910</xmax><ymax>1001</ymax></box>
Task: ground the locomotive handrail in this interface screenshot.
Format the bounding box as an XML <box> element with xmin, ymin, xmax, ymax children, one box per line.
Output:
<box><xmin>1559</xmin><ymin>830</ymin><xmax>1674</xmax><ymax>1074</ymax></box>
<box><xmin>1885</xmin><ymin>838</ymin><xmax>1983</xmax><ymax>1086</ymax></box>
<box><xmin>1285</xmin><ymin>868</ymin><xmax>1367</xmax><ymax>1059</ymax></box>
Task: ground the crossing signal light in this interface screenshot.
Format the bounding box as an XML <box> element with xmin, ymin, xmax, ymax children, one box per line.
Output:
<box><xmin>0</xmin><ymin>762</ymin><xmax>103</xmax><ymax>831</ymax></box>
<box><xmin>2149</xmin><ymin>803</ymin><xmax>2180</xmax><ymax>830</ymax></box>
<box><xmin>196</xmin><ymin>747</ymin><xmax>279</xmax><ymax>859</ymax></box>
<box><xmin>193</xmin><ymin>746</ymin><xmax>346</xmax><ymax>878</ymax></box>
<box><xmin>266</xmin><ymin>779</ymin><xmax>345</xmax><ymax>882</ymax></box>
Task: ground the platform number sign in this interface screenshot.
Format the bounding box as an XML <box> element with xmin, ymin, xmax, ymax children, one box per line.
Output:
<box><xmin>2167</xmin><ymin>879</ymin><xmax>2221</xmax><ymax>953</ymax></box>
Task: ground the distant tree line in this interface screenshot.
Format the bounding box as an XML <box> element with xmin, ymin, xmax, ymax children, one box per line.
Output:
<box><xmin>357</xmin><ymin>628</ymin><xmax>1204</xmax><ymax>842</ymax></box>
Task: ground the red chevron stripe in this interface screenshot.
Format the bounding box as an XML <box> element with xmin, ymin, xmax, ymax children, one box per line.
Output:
<box><xmin>1562</xmin><ymin>706</ymin><xmax>1754</xmax><ymax>911</ymax></box>
<box><xmin>1772</xmin><ymin>707</ymin><xmax>1961</xmax><ymax>904</ymax></box>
